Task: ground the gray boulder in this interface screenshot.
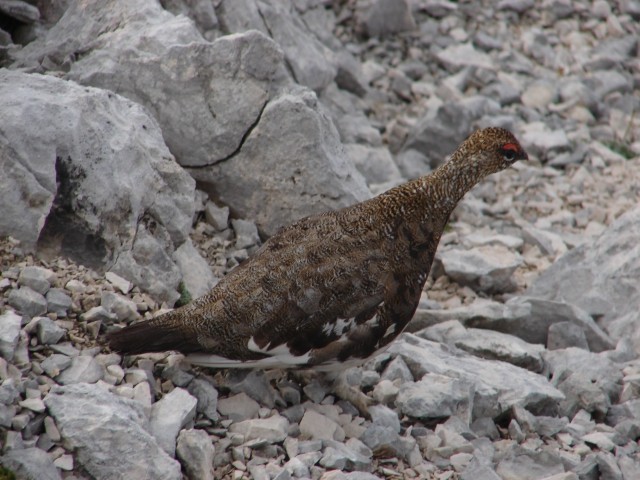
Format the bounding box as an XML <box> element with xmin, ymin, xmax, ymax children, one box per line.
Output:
<box><xmin>5</xmin><ymin>10</ymin><xmax>238</xmax><ymax>157</ymax></box>
<box><xmin>248</xmin><ymin>0</ymin><xmax>336</xmax><ymax>92</ymax></box>
<box><xmin>217</xmin><ymin>0</ymin><xmax>336</xmax><ymax>92</ymax></box>
<box><xmin>388</xmin><ymin>333</ymin><xmax>565</xmax><ymax>419</ymax></box>
<box><xmin>396</xmin><ymin>373</ymin><xmax>475</xmax><ymax>424</ymax></box>
<box><xmin>44</xmin><ymin>383</ymin><xmax>182</xmax><ymax>480</ymax></box>
<box><xmin>527</xmin><ymin>207</ymin><xmax>640</xmax><ymax>346</ymax></box>
<box><xmin>420</xmin><ymin>320</ymin><xmax>545</xmax><ymax>372</ymax></box>
<box><xmin>408</xmin><ymin>297</ymin><xmax>614</xmax><ymax>353</ymax></box>
<box><xmin>0</xmin><ymin>70</ymin><xmax>195</xmax><ymax>303</ymax></box>
<box><xmin>189</xmin><ymin>89</ymin><xmax>371</xmax><ymax>236</ymax></box>
<box><xmin>543</xmin><ymin>348</ymin><xmax>623</xmax><ymax>418</ymax></box>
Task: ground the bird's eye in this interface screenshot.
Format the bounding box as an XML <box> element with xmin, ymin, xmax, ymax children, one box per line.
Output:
<box><xmin>501</xmin><ymin>143</ymin><xmax>519</xmax><ymax>161</ymax></box>
<box><xmin>503</xmin><ymin>149</ymin><xmax>516</xmax><ymax>161</ymax></box>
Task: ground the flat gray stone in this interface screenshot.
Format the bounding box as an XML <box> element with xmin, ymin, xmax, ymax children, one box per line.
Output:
<box><xmin>346</xmin><ymin>144</ymin><xmax>403</xmax><ymax>187</ymax></box>
<box><xmin>8</xmin><ymin>286</ymin><xmax>47</xmax><ymax>318</ymax></box>
<box><xmin>173</xmin><ymin>239</ymin><xmax>219</xmax><ymax>299</ymax></box>
<box><xmin>44</xmin><ymin>383</ymin><xmax>181</xmax><ymax>480</ymax></box>
<box><xmin>45</xmin><ymin>288</ymin><xmax>72</xmax><ymax>317</ymax></box>
<box><xmin>18</xmin><ymin>266</ymin><xmax>54</xmax><ymax>294</ymax></box>
<box><xmin>420</xmin><ymin>320</ymin><xmax>545</xmax><ymax>372</ymax></box>
<box><xmin>0</xmin><ymin>447</ymin><xmax>61</xmax><ymax>480</ymax></box>
<box><xmin>228</xmin><ymin>414</ymin><xmax>289</xmax><ymax>443</ymax></box>
<box><xmin>436</xmin><ymin>245</ymin><xmax>522</xmax><ymax>294</ymax></box>
<box><xmin>520</xmin><ymin>122</ymin><xmax>570</xmax><ymax>157</ymax></box>
<box><xmin>186</xmin><ymin>377</ymin><xmax>218</xmax><ymax>422</ymax></box>
<box><xmin>204</xmin><ymin>201</ymin><xmax>229</xmax><ymax>231</ymax></box>
<box><xmin>284</xmin><ymin>457</ymin><xmax>309</xmax><ymax>478</ymax></box>
<box><xmin>299</xmin><ymin>409</ymin><xmax>345</xmax><ymax>442</ymax></box>
<box><xmin>521</xmin><ymin>226</ymin><xmax>567</xmax><ymax>257</ymax></box>
<box><xmin>368</xmin><ymin>404</ymin><xmax>401</xmax><ymax>433</ymax></box>
<box><xmin>436</xmin><ymin>43</ymin><xmax>495</xmax><ymax>71</ymax></box>
<box><xmin>105</xmin><ymin>272</ymin><xmax>132</xmax><ymax>294</ymax></box>
<box><xmin>380</xmin><ymin>356</ymin><xmax>414</xmax><ymax>383</ymax></box>
<box><xmin>496</xmin><ymin>449</ymin><xmax>564</xmax><ymax>480</ymax></box>
<box><xmin>40</xmin><ymin>354</ymin><xmax>72</xmax><ymax>377</ymax></box>
<box><xmin>527</xmin><ymin>206</ymin><xmax>640</xmax><ymax>342</ymax></box>
<box><xmin>320</xmin><ymin>472</ymin><xmax>385</xmax><ymax>480</ymax></box>
<box><xmin>0</xmin><ymin>310</ymin><xmax>22</xmax><ymax>361</ymax></box>
<box><xmin>56</xmin><ymin>355</ymin><xmax>104</xmax><ymax>385</ymax></box>
<box><xmin>396</xmin><ymin>373</ymin><xmax>474</xmax><ymax>423</ymax></box>
<box><xmin>101</xmin><ymin>291</ymin><xmax>139</xmax><ymax>322</ymax></box>
<box><xmin>320</xmin><ymin>439</ymin><xmax>373</xmax><ymax>472</ymax></box>
<box><xmin>232</xmin><ymin>218</ymin><xmax>261</xmax><ymax>250</ymax></box>
<box><xmin>149</xmin><ymin>387</ymin><xmax>198</xmax><ymax>457</ymax></box>
<box><xmin>217</xmin><ymin>392</ymin><xmax>260</xmax><ymax>422</ymax></box>
<box><xmin>81</xmin><ymin>306</ymin><xmax>117</xmax><ymax>324</ymax></box>
<box><xmin>36</xmin><ymin>317</ymin><xmax>65</xmax><ymax>345</ymax></box>
<box><xmin>547</xmin><ymin>322</ymin><xmax>589</xmax><ymax>350</ymax></box>
<box><xmin>408</xmin><ymin>297</ymin><xmax>614</xmax><ymax>353</ymax></box>
<box><xmin>360</xmin><ymin>425</ymin><xmax>415</xmax><ymax>460</ymax></box>
<box><xmin>225</xmin><ymin>369</ymin><xmax>279</xmax><ymax>408</ymax></box>
<box><xmin>176</xmin><ymin>428</ymin><xmax>215</xmax><ymax>480</ymax></box>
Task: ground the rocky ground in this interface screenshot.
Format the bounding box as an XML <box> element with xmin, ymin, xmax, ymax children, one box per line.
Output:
<box><xmin>1</xmin><ymin>0</ymin><xmax>640</xmax><ymax>479</ymax></box>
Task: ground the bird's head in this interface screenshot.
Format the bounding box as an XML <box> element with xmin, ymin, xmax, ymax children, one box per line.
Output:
<box><xmin>451</xmin><ymin>127</ymin><xmax>528</xmax><ymax>176</ymax></box>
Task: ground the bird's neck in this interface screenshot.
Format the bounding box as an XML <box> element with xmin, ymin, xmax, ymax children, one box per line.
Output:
<box><xmin>402</xmin><ymin>153</ymin><xmax>486</xmax><ymax>220</ymax></box>
<box><xmin>431</xmin><ymin>154</ymin><xmax>485</xmax><ymax>203</ymax></box>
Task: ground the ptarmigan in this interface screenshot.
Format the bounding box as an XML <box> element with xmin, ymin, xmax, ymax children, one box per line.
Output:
<box><xmin>108</xmin><ymin>127</ymin><xmax>528</xmax><ymax>370</ymax></box>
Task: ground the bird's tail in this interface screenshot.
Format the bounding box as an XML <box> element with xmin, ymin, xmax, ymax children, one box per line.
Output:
<box><xmin>107</xmin><ymin>311</ymin><xmax>201</xmax><ymax>355</ymax></box>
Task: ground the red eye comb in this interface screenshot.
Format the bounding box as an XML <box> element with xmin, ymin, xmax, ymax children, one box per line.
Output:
<box><xmin>502</xmin><ymin>143</ymin><xmax>519</xmax><ymax>152</ymax></box>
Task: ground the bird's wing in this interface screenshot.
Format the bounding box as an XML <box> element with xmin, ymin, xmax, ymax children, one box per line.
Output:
<box><xmin>192</xmin><ymin>210</ymin><xmax>393</xmax><ymax>360</ymax></box>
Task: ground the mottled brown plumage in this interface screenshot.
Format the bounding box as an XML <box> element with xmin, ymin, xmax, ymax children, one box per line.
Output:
<box><xmin>108</xmin><ymin>127</ymin><xmax>528</xmax><ymax>369</ymax></box>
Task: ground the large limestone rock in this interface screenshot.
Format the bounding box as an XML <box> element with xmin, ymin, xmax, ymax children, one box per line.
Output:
<box><xmin>14</xmin><ymin>0</ymin><xmax>282</xmax><ymax>169</ymax></box>
<box><xmin>189</xmin><ymin>88</ymin><xmax>371</xmax><ymax>236</ymax></box>
<box><xmin>14</xmin><ymin>0</ymin><xmax>369</xmax><ymax>237</ymax></box>
<box><xmin>0</xmin><ymin>70</ymin><xmax>195</xmax><ymax>303</ymax></box>
<box><xmin>44</xmin><ymin>383</ymin><xmax>182</xmax><ymax>480</ymax></box>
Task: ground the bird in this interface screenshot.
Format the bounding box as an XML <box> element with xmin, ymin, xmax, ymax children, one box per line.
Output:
<box><xmin>108</xmin><ymin>127</ymin><xmax>528</xmax><ymax>371</ymax></box>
